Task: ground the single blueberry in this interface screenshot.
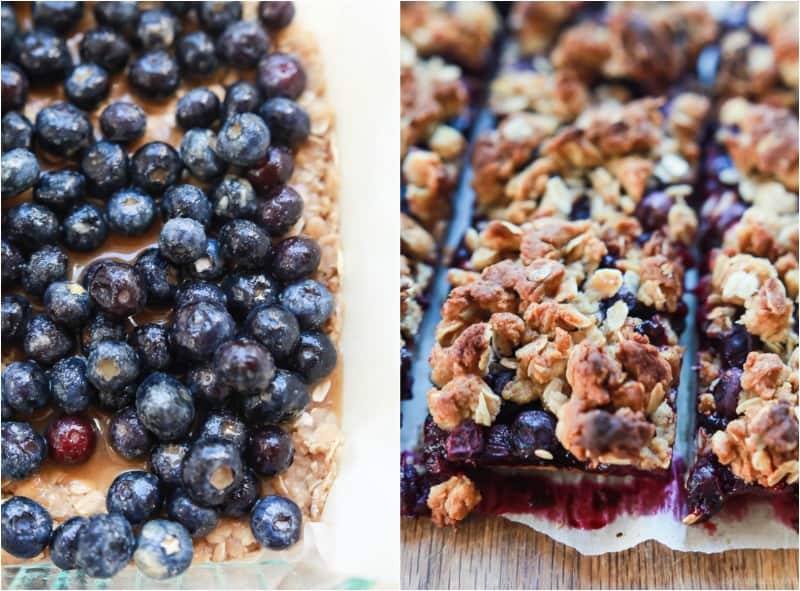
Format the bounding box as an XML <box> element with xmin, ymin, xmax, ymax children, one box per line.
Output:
<box><xmin>162</xmin><ymin>184</ymin><xmax>213</xmax><ymax>226</ymax></box>
<box><xmin>165</xmin><ymin>488</ymin><xmax>219</xmax><ymax>538</ymax></box>
<box><xmin>107</xmin><ymin>470</ymin><xmax>162</xmax><ymax>525</ymax></box>
<box><xmin>136</xmin><ymin>373</ymin><xmax>195</xmax><ymax>442</ymax></box>
<box><xmin>171</xmin><ymin>300</ymin><xmax>236</xmax><ymax>361</ymax></box>
<box><xmin>180</xmin><ymin>128</ymin><xmax>226</xmax><ymax>181</ymax></box>
<box><xmin>186</xmin><ymin>364</ymin><xmax>234</xmax><ymax>407</ymax></box>
<box><xmin>222</xmin><ymin>273</ymin><xmax>279</xmax><ymax>318</ymax></box>
<box><xmin>279</xmin><ymin>279</ymin><xmax>334</xmax><ymax>329</ymax></box>
<box><xmin>211</xmin><ymin>175</ymin><xmax>258</xmax><ymax>221</ymax></box>
<box><xmin>81</xmin><ymin>141</ymin><xmax>129</xmax><ymax>198</ymax></box>
<box><xmin>134</xmin><ymin>248</ymin><xmax>180</xmax><ymax>304</ymax></box>
<box><xmin>259</xmin><ymin>97</ymin><xmax>310</xmax><ymax>149</ymax></box>
<box><xmin>150</xmin><ymin>442</ymin><xmax>190</xmax><ymax>488</ymax></box>
<box><xmin>176</xmin><ymin>87</ymin><xmax>220</xmax><ymax>129</ymax></box>
<box><xmin>511</xmin><ymin>410</ymin><xmax>558</xmax><ymax>460</ymax></box>
<box><xmin>131</xmin><ymin>323</ymin><xmax>172</xmax><ymax>371</ymax></box>
<box><xmin>1</xmin><ymin>111</ymin><xmax>33</xmax><ymax>151</ymax></box>
<box><xmin>258</xmin><ymin>1</ymin><xmax>295</xmax><ymax>29</ymax></box>
<box><xmin>256</xmin><ymin>185</ymin><xmax>303</xmax><ymax>235</ymax></box>
<box><xmin>34</xmin><ymin>169</ymin><xmax>85</xmax><ymax>212</ymax></box>
<box><xmin>186</xmin><ymin>238</ymin><xmax>226</xmax><ymax>280</ymax></box>
<box><xmin>271</xmin><ymin>237</ymin><xmax>321</xmax><ymax>282</ymax></box>
<box><xmin>49</xmin><ymin>356</ymin><xmax>92</xmax><ymax>414</ymax></box>
<box><xmin>75</xmin><ymin>513</ymin><xmax>135</xmax><ymax>579</ymax></box>
<box><xmin>176</xmin><ymin>31</ymin><xmax>218</xmax><ymax>77</ymax></box>
<box><xmin>134</xmin><ymin>519</ymin><xmax>193</xmax><ymax>580</ymax></box>
<box><xmin>128</xmin><ymin>50</ymin><xmax>180</xmax><ymax>98</ymax></box>
<box><xmin>79</xmin><ymin>28</ymin><xmax>131</xmax><ymax>73</ymax></box>
<box><xmin>62</xmin><ymin>203</ymin><xmax>109</xmax><ymax>252</ymax></box>
<box><xmin>217</xmin><ymin>113</ymin><xmax>270</xmax><ymax>167</ymax></box>
<box><xmin>24</xmin><ymin>315</ymin><xmax>73</xmax><ymax>366</ymax></box>
<box><xmin>288</xmin><ymin>330</ymin><xmax>337</xmax><ymax>384</ymax></box>
<box><xmin>109</xmin><ymin>406</ymin><xmax>154</xmax><ymax>459</ymax></box>
<box><xmin>181</xmin><ymin>438</ymin><xmax>244</xmax><ymax>506</ymax></box>
<box><xmin>197</xmin><ymin>410</ymin><xmax>248</xmax><ymax>451</ymax></box>
<box><xmin>257</xmin><ymin>52</ymin><xmax>306</xmax><ymax>99</ymax></box>
<box><xmin>213</xmin><ymin>337</ymin><xmax>275</xmax><ymax>393</ymax></box>
<box><xmin>22</xmin><ymin>244</ymin><xmax>68</xmax><ymax>297</ymax></box>
<box><xmin>223</xmin><ymin>80</ymin><xmax>263</xmax><ymax>119</ymax></box>
<box><xmin>107</xmin><ymin>188</ymin><xmax>157</xmax><ymax>236</ymax></box>
<box><xmin>198</xmin><ymin>1</ymin><xmax>242</xmax><ymax>33</ymax></box>
<box><xmin>4</xmin><ymin>203</ymin><xmax>60</xmax><ymax>252</ymax></box>
<box><xmin>99</xmin><ymin>101</ymin><xmax>146</xmax><ymax>143</ymax></box>
<box><xmin>13</xmin><ymin>30</ymin><xmax>72</xmax><ymax>82</ymax></box>
<box><xmin>160</xmin><ymin>217</ymin><xmax>208</xmax><ymax>264</ymax></box>
<box><xmin>44</xmin><ymin>281</ymin><xmax>93</xmax><ymax>329</ymax></box>
<box><xmin>245</xmin><ymin>305</ymin><xmax>299</xmax><ymax>359</ymax></box>
<box><xmin>85</xmin><ymin>260</ymin><xmax>147</xmax><ymax>317</ymax></box>
<box><xmin>2</xmin><ymin>361</ymin><xmax>50</xmax><ymax>417</ymax></box>
<box><xmin>64</xmin><ymin>63</ymin><xmax>111</xmax><ymax>110</ymax></box>
<box><xmin>131</xmin><ymin>141</ymin><xmax>183</xmax><ymax>195</ymax></box>
<box><xmin>2</xmin><ymin>294</ymin><xmax>30</xmax><ymax>344</ymax></box>
<box><xmin>217</xmin><ymin>20</ymin><xmax>269</xmax><ymax>69</ymax></box>
<box><xmin>1</xmin><ymin>149</ymin><xmax>40</xmax><ymax>199</ymax></box>
<box><xmin>246</xmin><ymin>425</ymin><xmax>294</xmax><ymax>476</ymax></box>
<box><xmin>250</xmin><ymin>495</ymin><xmax>301</xmax><ymax>550</ymax></box>
<box><xmin>1</xmin><ymin>497</ymin><xmax>52</xmax><ymax>559</ymax></box>
<box><xmin>218</xmin><ymin>219</ymin><xmax>272</xmax><ymax>269</ymax></box>
<box><xmin>86</xmin><ymin>340</ymin><xmax>140</xmax><ymax>394</ymax></box>
<box><xmin>136</xmin><ymin>9</ymin><xmax>180</xmax><ymax>50</ymax></box>
<box><xmin>2</xmin><ymin>421</ymin><xmax>47</xmax><ymax>480</ymax></box>
<box><xmin>49</xmin><ymin>517</ymin><xmax>87</xmax><ymax>571</ymax></box>
<box><xmin>240</xmin><ymin>369</ymin><xmax>309</xmax><ymax>425</ymax></box>
<box><xmin>35</xmin><ymin>102</ymin><xmax>92</xmax><ymax>159</ymax></box>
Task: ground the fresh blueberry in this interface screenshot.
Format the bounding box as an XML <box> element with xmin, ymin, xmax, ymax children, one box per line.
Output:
<box><xmin>222</xmin><ymin>272</ymin><xmax>279</xmax><ymax>318</ymax></box>
<box><xmin>136</xmin><ymin>9</ymin><xmax>180</xmax><ymax>50</ymax></box>
<box><xmin>250</xmin><ymin>495</ymin><xmax>301</xmax><ymax>550</ymax></box>
<box><xmin>240</xmin><ymin>369</ymin><xmax>309</xmax><ymax>425</ymax></box>
<box><xmin>197</xmin><ymin>410</ymin><xmax>248</xmax><ymax>451</ymax></box>
<box><xmin>34</xmin><ymin>170</ymin><xmax>85</xmax><ymax>212</ymax></box>
<box><xmin>176</xmin><ymin>31</ymin><xmax>218</xmax><ymax>77</ymax></box>
<box><xmin>134</xmin><ymin>248</ymin><xmax>180</xmax><ymax>304</ymax></box>
<box><xmin>211</xmin><ymin>175</ymin><xmax>258</xmax><ymax>220</ymax></box>
<box><xmin>135</xmin><ymin>373</ymin><xmax>195</xmax><ymax>442</ymax></box>
<box><xmin>64</xmin><ymin>63</ymin><xmax>111</xmax><ymax>109</ymax></box>
<box><xmin>218</xmin><ymin>20</ymin><xmax>269</xmax><ymax>69</ymax></box>
<box><xmin>150</xmin><ymin>442</ymin><xmax>190</xmax><ymax>488</ymax></box>
<box><xmin>45</xmin><ymin>414</ymin><xmax>96</xmax><ymax>465</ymax></box>
<box><xmin>176</xmin><ymin>87</ymin><xmax>220</xmax><ymax>129</ymax></box>
<box><xmin>86</xmin><ymin>261</ymin><xmax>147</xmax><ymax>317</ymax></box>
<box><xmin>160</xmin><ymin>217</ymin><xmax>207</xmax><ymax>264</ymax></box>
<box><xmin>511</xmin><ymin>410</ymin><xmax>558</xmax><ymax>460</ymax></box>
<box><xmin>217</xmin><ymin>113</ymin><xmax>270</xmax><ymax>167</ymax></box>
<box><xmin>170</xmin><ymin>300</ymin><xmax>235</xmax><ymax>361</ymax></box>
<box><xmin>35</xmin><ymin>102</ymin><xmax>92</xmax><ymax>158</ymax></box>
<box><xmin>99</xmin><ymin>101</ymin><xmax>147</xmax><ymax>143</ymax></box>
<box><xmin>2</xmin><ymin>111</ymin><xmax>33</xmax><ymax>151</ymax></box>
<box><xmin>49</xmin><ymin>356</ymin><xmax>92</xmax><ymax>414</ymax></box>
<box><xmin>218</xmin><ymin>219</ymin><xmax>272</xmax><ymax>268</ymax></box>
<box><xmin>222</xmin><ymin>80</ymin><xmax>262</xmax><ymax>119</ymax></box>
<box><xmin>175</xmin><ymin>280</ymin><xmax>228</xmax><ymax>308</ymax></box>
<box><xmin>719</xmin><ymin>325</ymin><xmax>752</xmax><ymax>368</ymax></box>
<box><xmin>162</xmin><ymin>184</ymin><xmax>213</xmax><ymax>226</ymax></box>
<box><xmin>81</xmin><ymin>141</ymin><xmax>129</xmax><ymax>197</ymax></box>
<box><xmin>107</xmin><ymin>470</ymin><xmax>162</xmax><ymax>525</ymax></box>
<box><xmin>258</xmin><ymin>1</ymin><xmax>295</xmax><ymax>29</ymax></box>
<box><xmin>44</xmin><ymin>281</ymin><xmax>93</xmax><ymax>328</ymax></box>
<box><xmin>198</xmin><ymin>1</ymin><xmax>242</xmax><ymax>33</ymax></box>
<box><xmin>165</xmin><ymin>488</ymin><xmax>219</xmax><ymax>538</ymax></box>
<box><xmin>79</xmin><ymin>28</ymin><xmax>131</xmax><ymax>73</ymax></box>
<box><xmin>186</xmin><ymin>364</ymin><xmax>234</xmax><ymax>407</ymax></box>
<box><xmin>2</xmin><ymin>294</ymin><xmax>30</xmax><ymax>343</ymax></box>
<box><xmin>32</xmin><ymin>1</ymin><xmax>83</xmax><ymax>33</ymax></box>
<box><xmin>134</xmin><ymin>519</ymin><xmax>193</xmax><ymax>580</ymax></box>
<box><xmin>245</xmin><ymin>305</ymin><xmax>299</xmax><ymax>359</ymax></box>
<box><xmin>1</xmin><ymin>361</ymin><xmax>49</xmax><ymax>416</ymax></box>
<box><xmin>81</xmin><ymin>312</ymin><xmax>127</xmax><ymax>354</ymax></box>
<box><xmin>5</xmin><ymin>203</ymin><xmax>59</xmax><ymax>253</ymax></box>
<box><xmin>131</xmin><ymin>323</ymin><xmax>172</xmax><ymax>371</ymax></box>
<box><xmin>213</xmin><ymin>337</ymin><xmax>275</xmax><ymax>393</ymax></box>
<box><xmin>2</xmin><ymin>421</ymin><xmax>47</xmax><ymax>480</ymax></box>
<box><xmin>1</xmin><ymin>497</ymin><xmax>52</xmax><ymax>559</ymax></box>
<box><xmin>247</xmin><ymin>147</ymin><xmax>294</xmax><ymax>195</ymax></box>
<box><xmin>22</xmin><ymin>244</ymin><xmax>68</xmax><ymax>296</ymax></box>
<box><xmin>1</xmin><ymin>64</ymin><xmax>28</xmax><ymax>113</ymax></box>
<box><xmin>94</xmin><ymin>2</ymin><xmax>140</xmax><ymax>37</ymax></box>
<box><xmin>87</xmin><ymin>340</ymin><xmax>140</xmax><ymax>394</ymax></box>
<box><xmin>246</xmin><ymin>425</ymin><xmax>293</xmax><ymax>476</ymax></box>
<box><xmin>131</xmin><ymin>141</ymin><xmax>183</xmax><ymax>195</ymax></box>
<box><xmin>1</xmin><ymin>148</ymin><xmax>40</xmax><ymax>199</ymax></box>
<box><xmin>221</xmin><ymin>468</ymin><xmax>259</xmax><ymax>517</ymax></box>
<box><xmin>24</xmin><ymin>315</ymin><xmax>73</xmax><ymax>365</ymax></box>
<box><xmin>181</xmin><ymin>437</ymin><xmax>244</xmax><ymax>506</ymax></box>
<box><xmin>129</xmin><ymin>50</ymin><xmax>180</xmax><ymax>98</ymax></box>
<box><xmin>62</xmin><ymin>203</ymin><xmax>109</xmax><ymax>251</ymax></box>
<box><xmin>49</xmin><ymin>517</ymin><xmax>87</xmax><ymax>571</ymax></box>
<box><xmin>279</xmin><ymin>279</ymin><xmax>333</xmax><ymax>329</ymax></box>
<box><xmin>109</xmin><ymin>406</ymin><xmax>154</xmax><ymax>459</ymax></box>
<box><xmin>2</xmin><ymin>240</ymin><xmax>25</xmax><ymax>285</ymax></box>
<box><xmin>288</xmin><ymin>330</ymin><xmax>337</xmax><ymax>383</ymax></box>
<box><xmin>75</xmin><ymin>513</ymin><xmax>135</xmax><ymax>579</ymax></box>
<box><xmin>180</xmin><ymin>128</ymin><xmax>226</xmax><ymax>181</ymax></box>
<box><xmin>13</xmin><ymin>30</ymin><xmax>72</xmax><ymax>82</ymax></box>
<box><xmin>259</xmin><ymin>97</ymin><xmax>309</xmax><ymax>149</ymax></box>
<box><xmin>186</xmin><ymin>238</ymin><xmax>226</xmax><ymax>280</ymax></box>
<box><xmin>271</xmin><ymin>237</ymin><xmax>321</xmax><ymax>282</ymax></box>
<box><xmin>107</xmin><ymin>188</ymin><xmax>156</xmax><ymax>236</ymax></box>
<box><xmin>635</xmin><ymin>191</ymin><xmax>673</xmax><ymax>232</ymax></box>
<box><xmin>257</xmin><ymin>52</ymin><xmax>305</xmax><ymax>99</ymax></box>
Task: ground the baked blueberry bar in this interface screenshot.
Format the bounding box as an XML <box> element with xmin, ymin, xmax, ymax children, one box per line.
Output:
<box><xmin>1</xmin><ymin>1</ymin><xmax>341</xmax><ymax>577</ymax></box>
<box><xmin>685</xmin><ymin>97</ymin><xmax>798</xmax><ymax>524</ymax></box>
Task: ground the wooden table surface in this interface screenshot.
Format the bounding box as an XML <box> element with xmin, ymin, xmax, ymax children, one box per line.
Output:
<box><xmin>402</xmin><ymin>516</ymin><xmax>799</xmax><ymax>589</ymax></box>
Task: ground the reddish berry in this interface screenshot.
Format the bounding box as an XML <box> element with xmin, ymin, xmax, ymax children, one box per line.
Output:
<box><xmin>46</xmin><ymin>415</ymin><xmax>96</xmax><ymax>464</ymax></box>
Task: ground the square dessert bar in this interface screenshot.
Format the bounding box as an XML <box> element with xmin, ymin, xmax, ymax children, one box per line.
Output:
<box><xmin>417</xmin><ymin>2</ymin><xmax>721</xmax><ymax>526</ymax></box>
<box><xmin>685</xmin><ymin>97</ymin><xmax>799</xmax><ymax>524</ymax></box>
<box><xmin>400</xmin><ymin>2</ymin><xmax>500</xmax><ymax>399</ymax></box>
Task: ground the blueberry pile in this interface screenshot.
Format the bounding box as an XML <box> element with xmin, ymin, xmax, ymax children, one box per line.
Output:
<box><xmin>1</xmin><ymin>0</ymin><xmax>329</xmax><ymax>579</ymax></box>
